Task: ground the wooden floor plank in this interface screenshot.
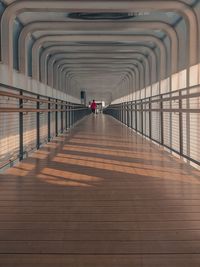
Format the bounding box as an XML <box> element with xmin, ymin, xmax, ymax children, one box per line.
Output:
<box><xmin>1</xmin><ymin>229</ymin><xmax>200</xmax><ymax>241</ymax></box>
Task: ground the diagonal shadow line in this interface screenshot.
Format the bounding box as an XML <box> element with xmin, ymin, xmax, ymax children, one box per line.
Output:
<box><xmin>2</xmin><ymin>114</ymin><xmax>200</xmax><ymax>187</ymax></box>
<box><xmin>3</xmin><ymin>139</ymin><xmax>196</xmax><ymax>188</ymax></box>
<box><xmin>60</xmin><ymin>145</ymin><xmax>158</xmax><ymax>158</ymax></box>
<box><xmin>48</xmin><ymin>160</ymin><xmax>195</xmax><ymax>186</ymax></box>
<box><xmin>63</xmin><ymin>144</ymin><xmax>155</xmax><ymax>156</ymax></box>
<box><xmin>59</xmin><ymin>148</ymin><xmax>183</xmax><ymax>169</ymax></box>
<box><xmin>66</xmin><ymin>141</ymin><xmax>161</xmax><ymax>154</ymax></box>
<box><xmin>54</xmin><ymin>153</ymin><xmax>192</xmax><ymax>177</ymax></box>
<box><xmin>52</xmin><ymin>157</ymin><xmax>200</xmax><ymax>186</ymax></box>
<box><xmin>72</xmin><ymin>136</ymin><xmax>140</xmax><ymax>144</ymax></box>
<box><xmin>69</xmin><ymin>139</ymin><xmax>142</xmax><ymax>149</ymax></box>
<box><xmin>37</xmin><ymin>172</ymin><xmax>100</xmax><ymax>188</ymax></box>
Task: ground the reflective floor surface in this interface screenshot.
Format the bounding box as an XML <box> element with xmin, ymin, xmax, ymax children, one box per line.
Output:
<box><xmin>1</xmin><ymin>114</ymin><xmax>200</xmax><ymax>266</ymax></box>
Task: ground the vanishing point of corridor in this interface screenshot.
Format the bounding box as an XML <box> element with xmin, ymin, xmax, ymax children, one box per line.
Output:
<box><xmin>1</xmin><ymin>114</ymin><xmax>200</xmax><ymax>266</ymax></box>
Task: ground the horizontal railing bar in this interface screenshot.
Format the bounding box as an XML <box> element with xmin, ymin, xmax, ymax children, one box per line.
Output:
<box><xmin>0</xmin><ymin>91</ymin><xmax>86</xmax><ymax>108</ymax></box>
<box><xmin>0</xmin><ymin>107</ymin><xmax>88</xmax><ymax>113</ymax></box>
<box><xmin>0</xmin><ymin>91</ymin><xmax>51</xmax><ymax>104</ymax></box>
<box><xmin>0</xmin><ymin>83</ymin><xmax>87</xmax><ymax>108</ymax></box>
<box><xmin>105</xmin><ymin>107</ymin><xmax>200</xmax><ymax>113</ymax></box>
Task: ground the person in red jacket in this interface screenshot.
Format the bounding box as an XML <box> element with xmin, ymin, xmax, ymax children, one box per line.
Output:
<box><xmin>91</xmin><ymin>100</ymin><xmax>97</xmax><ymax>114</ymax></box>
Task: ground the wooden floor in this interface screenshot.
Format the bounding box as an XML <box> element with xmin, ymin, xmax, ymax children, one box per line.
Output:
<box><xmin>1</xmin><ymin>114</ymin><xmax>200</xmax><ymax>266</ymax></box>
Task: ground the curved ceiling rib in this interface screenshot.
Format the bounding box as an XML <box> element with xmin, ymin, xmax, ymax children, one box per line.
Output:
<box><xmin>47</xmin><ymin>55</ymin><xmax>150</xmax><ymax>90</ymax></box>
<box><xmin>31</xmin><ymin>34</ymin><xmax>167</xmax><ymax>81</ymax></box>
<box><xmin>18</xmin><ymin>21</ymin><xmax>178</xmax><ymax>74</ymax></box>
<box><xmin>0</xmin><ymin>0</ymin><xmax>199</xmax><ymax>105</ymax></box>
<box><xmin>1</xmin><ymin>0</ymin><xmax>198</xmax><ymax>67</ymax></box>
<box><xmin>43</xmin><ymin>46</ymin><xmax>156</xmax><ymax>85</ymax></box>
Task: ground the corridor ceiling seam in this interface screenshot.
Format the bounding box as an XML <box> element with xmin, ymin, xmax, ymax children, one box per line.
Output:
<box><xmin>43</xmin><ymin>48</ymin><xmax>155</xmax><ymax>86</ymax></box>
<box><xmin>52</xmin><ymin>59</ymin><xmax>149</xmax><ymax>90</ymax></box>
<box><xmin>18</xmin><ymin>21</ymin><xmax>179</xmax><ymax>75</ymax></box>
<box><xmin>61</xmin><ymin>65</ymin><xmax>139</xmax><ymax>92</ymax></box>
<box><xmin>64</xmin><ymin>71</ymin><xmax>136</xmax><ymax>98</ymax></box>
<box><xmin>63</xmin><ymin>68</ymin><xmax>137</xmax><ymax>95</ymax></box>
<box><xmin>44</xmin><ymin>53</ymin><xmax>152</xmax><ymax>96</ymax></box>
<box><xmin>63</xmin><ymin>68</ymin><xmax>139</xmax><ymax>89</ymax></box>
<box><xmin>54</xmin><ymin>63</ymin><xmax>144</xmax><ymax>93</ymax></box>
<box><xmin>30</xmin><ymin>34</ymin><xmax>167</xmax><ymax>82</ymax></box>
<box><xmin>38</xmin><ymin>41</ymin><xmax>159</xmax><ymax>88</ymax></box>
<box><xmin>64</xmin><ymin>70</ymin><xmax>134</xmax><ymax>102</ymax></box>
<box><xmin>45</xmin><ymin>53</ymin><xmax>150</xmax><ymax>86</ymax></box>
<box><xmin>48</xmin><ymin>57</ymin><xmax>150</xmax><ymax>91</ymax></box>
<box><xmin>0</xmin><ymin>0</ymin><xmax>198</xmax><ymax>67</ymax></box>
<box><xmin>23</xmin><ymin>27</ymin><xmax>168</xmax><ymax>83</ymax></box>
<box><xmin>58</xmin><ymin>65</ymin><xmax>141</xmax><ymax>94</ymax></box>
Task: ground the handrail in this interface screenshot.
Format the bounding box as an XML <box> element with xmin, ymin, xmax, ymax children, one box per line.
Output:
<box><xmin>0</xmin><ymin>82</ymin><xmax>91</xmax><ymax>170</ymax></box>
<box><xmin>0</xmin><ymin>107</ymin><xmax>89</xmax><ymax>113</ymax></box>
<box><xmin>104</xmin><ymin>84</ymin><xmax>200</xmax><ymax>167</ymax></box>
<box><xmin>109</xmin><ymin>84</ymin><xmax>200</xmax><ymax>106</ymax></box>
<box><xmin>0</xmin><ymin>82</ymin><xmax>86</xmax><ymax>108</ymax></box>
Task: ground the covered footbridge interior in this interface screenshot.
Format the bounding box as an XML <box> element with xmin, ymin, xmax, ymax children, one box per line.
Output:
<box><xmin>0</xmin><ymin>0</ymin><xmax>200</xmax><ymax>266</ymax></box>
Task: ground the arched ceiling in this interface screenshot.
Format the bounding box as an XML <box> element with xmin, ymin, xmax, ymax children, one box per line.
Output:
<box><xmin>0</xmin><ymin>0</ymin><xmax>199</xmax><ymax>104</ymax></box>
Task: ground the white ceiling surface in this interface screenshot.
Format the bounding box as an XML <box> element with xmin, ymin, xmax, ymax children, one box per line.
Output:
<box><xmin>1</xmin><ymin>0</ymin><xmax>198</xmax><ymax>103</ymax></box>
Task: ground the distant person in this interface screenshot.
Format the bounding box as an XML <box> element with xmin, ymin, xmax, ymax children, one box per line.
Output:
<box><xmin>91</xmin><ymin>100</ymin><xmax>97</xmax><ymax>114</ymax></box>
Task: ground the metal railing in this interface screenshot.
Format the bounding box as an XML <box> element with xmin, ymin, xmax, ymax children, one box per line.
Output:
<box><xmin>104</xmin><ymin>85</ymin><xmax>200</xmax><ymax>166</ymax></box>
<box><xmin>0</xmin><ymin>83</ymin><xmax>90</xmax><ymax>169</ymax></box>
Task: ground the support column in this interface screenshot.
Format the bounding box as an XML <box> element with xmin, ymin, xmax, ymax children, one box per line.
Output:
<box><xmin>55</xmin><ymin>100</ymin><xmax>58</xmax><ymax>136</ymax></box>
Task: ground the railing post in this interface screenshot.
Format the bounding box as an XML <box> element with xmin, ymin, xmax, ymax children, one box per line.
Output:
<box><xmin>48</xmin><ymin>97</ymin><xmax>51</xmax><ymax>142</ymax></box>
<box><xmin>65</xmin><ymin>102</ymin><xmax>67</xmax><ymax>131</ymax></box>
<box><xmin>69</xmin><ymin>103</ymin><xmax>71</xmax><ymax>128</ymax></box>
<box><xmin>122</xmin><ymin>103</ymin><xmax>124</xmax><ymax>124</ymax></box>
<box><xmin>19</xmin><ymin>90</ymin><xmax>23</xmax><ymax>160</ymax></box>
<box><xmin>72</xmin><ymin>104</ymin><xmax>74</xmax><ymax>126</ymax></box>
<box><xmin>120</xmin><ymin>104</ymin><xmax>122</xmax><ymax>122</ymax></box>
<box><xmin>71</xmin><ymin>105</ymin><xmax>73</xmax><ymax>127</ymax></box>
<box><xmin>74</xmin><ymin>105</ymin><xmax>76</xmax><ymax>124</ymax></box>
<box><xmin>68</xmin><ymin>104</ymin><xmax>71</xmax><ymax>128</ymax></box>
<box><xmin>120</xmin><ymin>103</ymin><xmax>122</xmax><ymax>122</ymax></box>
<box><xmin>141</xmin><ymin>99</ymin><xmax>143</xmax><ymax>134</ymax></box>
<box><xmin>149</xmin><ymin>97</ymin><xmax>152</xmax><ymax>139</ymax></box>
<box><xmin>72</xmin><ymin>105</ymin><xmax>74</xmax><ymax>125</ymax></box>
<box><xmin>61</xmin><ymin>101</ymin><xmax>63</xmax><ymax>133</ymax></box>
<box><xmin>160</xmin><ymin>95</ymin><xmax>164</xmax><ymax>145</ymax></box>
<box><xmin>119</xmin><ymin>106</ymin><xmax>121</xmax><ymax>121</ymax></box>
<box><xmin>179</xmin><ymin>91</ymin><xmax>183</xmax><ymax>155</ymax></box>
<box><xmin>135</xmin><ymin>100</ymin><xmax>137</xmax><ymax>131</ymax></box>
<box><xmin>55</xmin><ymin>99</ymin><xmax>58</xmax><ymax>136</ymax></box>
<box><xmin>36</xmin><ymin>95</ymin><xmax>40</xmax><ymax>149</ymax></box>
<box><xmin>130</xmin><ymin>102</ymin><xmax>133</xmax><ymax>129</ymax></box>
<box><xmin>127</xmin><ymin>102</ymin><xmax>130</xmax><ymax>127</ymax></box>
